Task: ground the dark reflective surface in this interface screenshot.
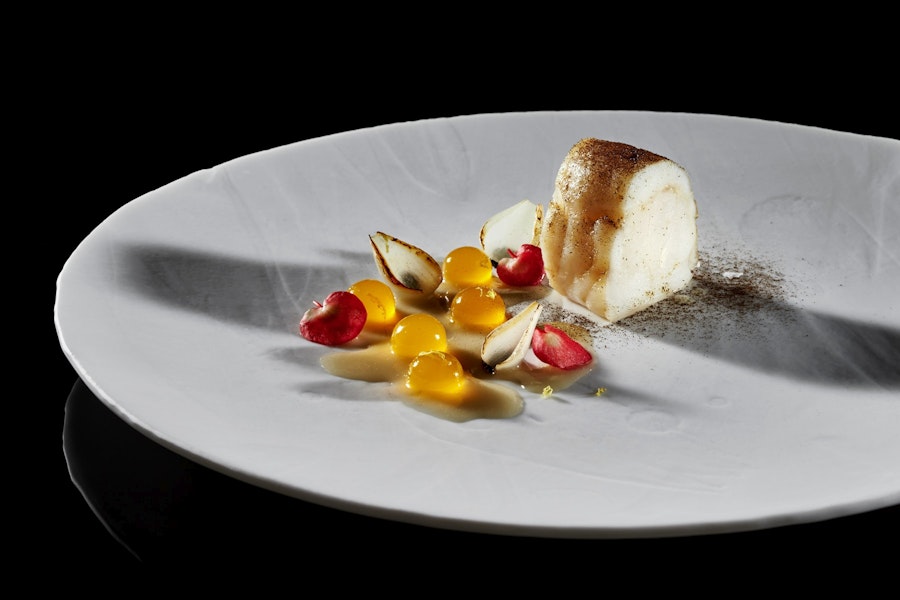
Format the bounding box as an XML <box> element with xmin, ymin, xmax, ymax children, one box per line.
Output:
<box><xmin>63</xmin><ymin>377</ymin><xmax>900</xmax><ymax>567</ymax></box>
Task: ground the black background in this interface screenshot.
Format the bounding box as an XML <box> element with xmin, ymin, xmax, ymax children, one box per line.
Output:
<box><xmin>30</xmin><ymin>31</ymin><xmax>898</xmax><ymax>584</ymax></box>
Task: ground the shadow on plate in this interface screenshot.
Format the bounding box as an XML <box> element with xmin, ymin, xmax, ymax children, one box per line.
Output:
<box><xmin>120</xmin><ymin>242</ymin><xmax>900</xmax><ymax>389</ymax></box>
<box><xmin>609</xmin><ymin>252</ymin><xmax>900</xmax><ymax>388</ymax></box>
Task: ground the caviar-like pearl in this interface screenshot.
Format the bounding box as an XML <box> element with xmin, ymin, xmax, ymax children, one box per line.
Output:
<box><xmin>348</xmin><ymin>279</ymin><xmax>396</xmax><ymax>329</ymax></box>
<box><xmin>405</xmin><ymin>350</ymin><xmax>466</xmax><ymax>401</ymax></box>
<box><xmin>449</xmin><ymin>286</ymin><xmax>506</xmax><ymax>331</ymax></box>
<box><xmin>390</xmin><ymin>313</ymin><xmax>447</xmax><ymax>359</ymax></box>
<box><xmin>442</xmin><ymin>246</ymin><xmax>493</xmax><ymax>288</ymax></box>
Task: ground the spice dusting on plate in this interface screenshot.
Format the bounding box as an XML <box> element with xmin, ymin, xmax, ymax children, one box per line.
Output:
<box><xmin>605</xmin><ymin>242</ymin><xmax>797</xmax><ymax>352</ymax></box>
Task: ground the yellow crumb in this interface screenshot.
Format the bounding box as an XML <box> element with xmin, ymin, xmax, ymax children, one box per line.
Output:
<box><xmin>595</xmin><ymin>387</ymin><xmax>607</xmax><ymax>397</ymax></box>
<box><xmin>542</xmin><ymin>386</ymin><xmax>553</xmax><ymax>397</ymax></box>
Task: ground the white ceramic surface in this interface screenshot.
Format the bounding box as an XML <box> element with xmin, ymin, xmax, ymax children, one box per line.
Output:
<box><xmin>55</xmin><ymin>111</ymin><xmax>900</xmax><ymax>538</ymax></box>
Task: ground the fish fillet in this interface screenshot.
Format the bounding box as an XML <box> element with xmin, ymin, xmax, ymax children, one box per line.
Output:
<box><xmin>540</xmin><ymin>138</ymin><xmax>698</xmax><ymax>322</ymax></box>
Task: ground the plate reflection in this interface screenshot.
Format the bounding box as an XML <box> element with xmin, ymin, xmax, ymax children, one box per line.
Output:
<box><xmin>63</xmin><ymin>378</ymin><xmax>899</xmax><ymax>565</ymax></box>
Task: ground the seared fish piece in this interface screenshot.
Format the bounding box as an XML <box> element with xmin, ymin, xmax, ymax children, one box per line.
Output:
<box><xmin>540</xmin><ymin>138</ymin><xmax>698</xmax><ymax>322</ymax></box>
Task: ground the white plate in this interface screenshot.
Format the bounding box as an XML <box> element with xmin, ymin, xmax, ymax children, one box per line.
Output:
<box><xmin>55</xmin><ymin>111</ymin><xmax>900</xmax><ymax>538</ymax></box>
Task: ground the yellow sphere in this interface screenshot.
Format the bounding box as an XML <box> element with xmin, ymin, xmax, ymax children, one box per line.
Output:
<box><xmin>406</xmin><ymin>350</ymin><xmax>466</xmax><ymax>400</ymax></box>
<box><xmin>348</xmin><ymin>279</ymin><xmax>396</xmax><ymax>329</ymax></box>
<box><xmin>390</xmin><ymin>313</ymin><xmax>447</xmax><ymax>359</ymax></box>
<box><xmin>449</xmin><ymin>286</ymin><xmax>506</xmax><ymax>331</ymax></box>
<box><xmin>442</xmin><ymin>246</ymin><xmax>493</xmax><ymax>288</ymax></box>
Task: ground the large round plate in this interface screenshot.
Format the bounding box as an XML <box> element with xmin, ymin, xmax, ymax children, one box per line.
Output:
<box><xmin>55</xmin><ymin>111</ymin><xmax>900</xmax><ymax>538</ymax></box>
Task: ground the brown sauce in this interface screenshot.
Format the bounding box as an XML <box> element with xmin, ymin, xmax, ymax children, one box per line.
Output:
<box><xmin>319</xmin><ymin>281</ymin><xmax>594</xmax><ymax>422</ymax></box>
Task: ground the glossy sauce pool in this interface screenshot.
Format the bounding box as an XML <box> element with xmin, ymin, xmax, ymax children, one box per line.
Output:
<box><xmin>319</xmin><ymin>282</ymin><xmax>595</xmax><ymax>422</ymax></box>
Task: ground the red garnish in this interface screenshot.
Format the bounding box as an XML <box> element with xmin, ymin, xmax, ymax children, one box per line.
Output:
<box><xmin>496</xmin><ymin>243</ymin><xmax>544</xmax><ymax>287</ymax></box>
<box><xmin>299</xmin><ymin>291</ymin><xmax>367</xmax><ymax>346</ymax></box>
<box><xmin>531</xmin><ymin>324</ymin><xmax>592</xmax><ymax>370</ymax></box>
